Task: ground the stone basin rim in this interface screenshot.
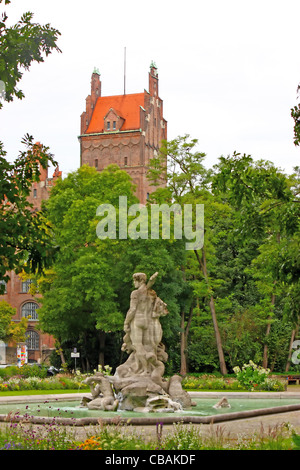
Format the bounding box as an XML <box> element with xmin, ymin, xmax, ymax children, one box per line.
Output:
<box><xmin>1</xmin><ymin>391</ymin><xmax>300</xmax><ymax>405</ymax></box>
<box><xmin>1</xmin><ymin>392</ymin><xmax>300</xmax><ymax>427</ymax></box>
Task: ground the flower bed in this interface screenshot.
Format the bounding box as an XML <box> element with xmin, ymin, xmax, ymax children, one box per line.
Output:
<box><xmin>0</xmin><ymin>376</ymin><xmax>88</xmax><ymax>392</ymax></box>
<box><xmin>181</xmin><ymin>374</ymin><xmax>285</xmax><ymax>392</ymax></box>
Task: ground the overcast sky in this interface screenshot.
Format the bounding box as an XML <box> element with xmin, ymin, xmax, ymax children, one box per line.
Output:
<box><xmin>1</xmin><ymin>0</ymin><xmax>299</xmax><ymax>177</ymax></box>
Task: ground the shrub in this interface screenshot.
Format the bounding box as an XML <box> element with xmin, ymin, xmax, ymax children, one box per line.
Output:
<box><xmin>20</xmin><ymin>364</ymin><xmax>48</xmax><ymax>379</ymax></box>
<box><xmin>258</xmin><ymin>378</ymin><xmax>285</xmax><ymax>391</ymax></box>
<box><xmin>0</xmin><ymin>416</ymin><xmax>78</xmax><ymax>450</ymax></box>
<box><xmin>161</xmin><ymin>423</ymin><xmax>205</xmax><ymax>450</ymax></box>
<box><xmin>0</xmin><ymin>373</ymin><xmax>89</xmax><ymax>392</ymax></box>
<box><xmin>79</xmin><ymin>425</ymin><xmax>151</xmax><ymax>450</ymax></box>
<box><xmin>0</xmin><ymin>366</ymin><xmax>20</xmax><ymax>380</ymax></box>
<box><xmin>181</xmin><ymin>374</ymin><xmax>241</xmax><ymax>391</ymax></box>
<box><xmin>233</xmin><ymin>361</ymin><xmax>270</xmax><ymax>391</ymax></box>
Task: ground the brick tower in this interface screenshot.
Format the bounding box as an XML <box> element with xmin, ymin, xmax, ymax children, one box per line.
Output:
<box><xmin>79</xmin><ymin>62</ymin><xmax>167</xmax><ymax>203</ymax></box>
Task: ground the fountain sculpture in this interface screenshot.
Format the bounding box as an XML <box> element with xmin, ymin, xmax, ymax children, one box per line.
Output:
<box><xmin>82</xmin><ymin>272</ymin><xmax>194</xmax><ymax>413</ymax></box>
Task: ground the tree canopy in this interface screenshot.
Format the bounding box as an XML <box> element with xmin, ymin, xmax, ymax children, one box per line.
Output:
<box><xmin>37</xmin><ymin>165</ymin><xmax>185</xmax><ymax>370</ymax></box>
<box><xmin>0</xmin><ymin>0</ymin><xmax>61</xmax><ymax>108</ymax></box>
<box><xmin>0</xmin><ymin>0</ymin><xmax>61</xmax><ymax>289</ymax></box>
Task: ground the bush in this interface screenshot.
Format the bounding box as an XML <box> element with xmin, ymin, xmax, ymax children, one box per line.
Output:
<box><xmin>20</xmin><ymin>364</ymin><xmax>48</xmax><ymax>379</ymax></box>
<box><xmin>181</xmin><ymin>374</ymin><xmax>241</xmax><ymax>391</ymax></box>
<box><xmin>78</xmin><ymin>426</ymin><xmax>152</xmax><ymax>450</ymax></box>
<box><xmin>181</xmin><ymin>371</ymin><xmax>285</xmax><ymax>392</ymax></box>
<box><xmin>0</xmin><ymin>364</ymin><xmax>48</xmax><ymax>380</ymax></box>
<box><xmin>233</xmin><ymin>361</ymin><xmax>270</xmax><ymax>391</ymax></box>
<box><xmin>0</xmin><ymin>366</ymin><xmax>20</xmax><ymax>380</ymax></box>
<box><xmin>0</xmin><ymin>372</ymin><xmax>90</xmax><ymax>392</ymax></box>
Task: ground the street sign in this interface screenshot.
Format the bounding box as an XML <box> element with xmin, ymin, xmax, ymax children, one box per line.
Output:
<box><xmin>71</xmin><ymin>352</ymin><xmax>80</xmax><ymax>358</ymax></box>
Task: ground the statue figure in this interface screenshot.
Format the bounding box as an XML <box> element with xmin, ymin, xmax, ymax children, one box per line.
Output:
<box><xmin>213</xmin><ymin>397</ymin><xmax>231</xmax><ymax>409</ymax></box>
<box><xmin>81</xmin><ymin>373</ymin><xmax>119</xmax><ymax>411</ymax></box>
<box><xmin>116</xmin><ymin>272</ymin><xmax>168</xmax><ymax>381</ymax></box>
<box><xmin>82</xmin><ymin>271</ymin><xmax>195</xmax><ymax>412</ymax></box>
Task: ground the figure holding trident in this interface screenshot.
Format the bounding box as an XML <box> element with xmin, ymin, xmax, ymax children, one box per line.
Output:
<box><xmin>119</xmin><ymin>271</ymin><xmax>168</xmax><ymax>378</ymax></box>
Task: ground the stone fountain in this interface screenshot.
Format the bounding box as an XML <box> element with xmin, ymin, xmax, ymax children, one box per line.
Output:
<box><xmin>81</xmin><ymin>272</ymin><xmax>194</xmax><ymax>413</ymax></box>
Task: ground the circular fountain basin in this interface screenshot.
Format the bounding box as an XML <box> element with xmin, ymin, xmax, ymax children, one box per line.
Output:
<box><xmin>1</xmin><ymin>396</ymin><xmax>300</xmax><ymax>420</ymax></box>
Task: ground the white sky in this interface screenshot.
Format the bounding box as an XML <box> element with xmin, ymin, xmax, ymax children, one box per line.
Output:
<box><xmin>1</xmin><ymin>0</ymin><xmax>299</xmax><ymax>177</ymax></box>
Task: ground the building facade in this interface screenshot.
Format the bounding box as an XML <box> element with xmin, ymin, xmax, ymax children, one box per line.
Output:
<box><xmin>79</xmin><ymin>63</ymin><xmax>167</xmax><ymax>203</ymax></box>
<box><xmin>0</xmin><ymin>164</ymin><xmax>61</xmax><ymax>364</ymax></box>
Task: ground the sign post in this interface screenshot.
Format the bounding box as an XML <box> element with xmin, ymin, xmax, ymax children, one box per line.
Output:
<box><xmin>71</xmin><ymin>348</ymin><xmax>80</xmax><ymax>373</ymax></box>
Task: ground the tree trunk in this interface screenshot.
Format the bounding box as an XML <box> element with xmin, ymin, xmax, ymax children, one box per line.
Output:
<box><xmin>262</xmin><ymin>293</ymin><xmax>275</xmax><ymax>369</ymax></box>
<box><xmin>98</xmin><ymin>330</ymin><xmax>106</xmax><ymax>367</ymax></box>
<box><xmin>180</xmin><ymin>312</ymin><xmax>187</xmax><ymax>376</ymax></box>
<box><xmin>180</xmin><ymin>304</ymin><xmax>194</xmax><ymax>376</ymax></box>
<box><xmin>209</xmin><ymin>295</ymin><xmax>227</xmax><ymax>375</ymax></box>
<box><xmin>285</xmin><ymin>324</ymin><xmax>299</xmax><ymax>372</ymax></box>
<box><xmin>56</xmin><ymin>341</ymin><xmax>66</xmax><ymax>365</ymax></box>
<box><xmin>194</xmin><ymin>249</ymin><xmax>227</xmax><ymax>375</ymax></box>
<box><xmin>263</xmin><ymin>234</ymin><xmax>281</xmax><ymax>369</ymax></box>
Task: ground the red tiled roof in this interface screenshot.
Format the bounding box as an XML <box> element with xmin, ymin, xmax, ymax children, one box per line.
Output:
<box><xmin>86</xmin><ymin>93</ymin><xmax>145</xmax><ymax>133</ymax></box>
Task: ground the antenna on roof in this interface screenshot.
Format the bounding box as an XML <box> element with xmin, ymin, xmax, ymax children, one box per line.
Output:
<box><xmin>124</xmin><ymin>47</ymin><xmax>126</xmax><ymax>95</ymax></box>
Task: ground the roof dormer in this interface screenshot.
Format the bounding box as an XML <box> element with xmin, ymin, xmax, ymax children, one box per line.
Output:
<box><xmin>104</xmin><ymin>107</ymin><xmax>125</xmax><ymax>132</ymax></box>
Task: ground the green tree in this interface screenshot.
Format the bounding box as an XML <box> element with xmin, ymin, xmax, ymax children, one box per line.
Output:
<box><xmin>291</xmin><ymin>83</ymin><xmax>300</xmax><ymax>146</ymax></box>
<box><xmin>0</xmin><ymin>300</ymin><xmax>27</xmax><ymax>342</ymax></box>
<box><xmin>0</xmin><ymin>0</ymin><xmax>61</xmax><ymax>108</ymax></box>
<box><xmin>0</xmin><ymin>0</ymin><xmax>61</xmax><ymax>287</ymax></box>
<box><xmin>37</xmin><ymin>165</ymin><xmax>136</xmax><ymax>368</ymax></box>
<box><xmin>213</xmin><ymin>152</ymin><xmax>300</xmax><ymax>369</ymax></box>
<box><xmin>38</xmin><ymin>165</ymin><xmax>184</xmax><ymax>370</ymax></box>
<box><xmin>39</xmin><ymin>165</ymin><xmax>184</xmax><ymax>369</ymax></box>
<box><xmin>148</xmin><ymin>135</ymin><xmax>229</xmax><ymax>375</ymax></box>
<box><xmin>0</xmin><ymin>137</ymin><xmax>57</xmax><ymax>287</ymax></box>
<box><xmin>0</xmin><ymin>300</ymin><xmax>15</xmax><ymax>340</ymax></box>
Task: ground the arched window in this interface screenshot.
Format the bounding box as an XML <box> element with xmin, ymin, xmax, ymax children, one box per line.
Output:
<box><xmin>25</xmin><ymin>330</ymin><xmax>39</xmax><ymax>350</ymax></box>
<box><xmin>21</xmin><ymin>302</ymin><xmax>39</xmax><ymax>321</ymax></box>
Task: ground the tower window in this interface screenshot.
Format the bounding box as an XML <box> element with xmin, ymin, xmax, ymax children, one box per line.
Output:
<box><xmin>95</xmin><ymin>159</ymin><xmax>98</xmax><ymax>168</ymax></box>
<box><xmin>107</xmin><ymin>121</ymin><xmax>110</xmax><ymax>131</ymax></box>
<box><xmin>124</xmin><ymin>157</ymin><xmax>128</xmax><ymax>166</ymax></box>
<box><xmin>33</xmin><ymin>189</ymin><xmax>37</xmax><ymax>198</ymax></box>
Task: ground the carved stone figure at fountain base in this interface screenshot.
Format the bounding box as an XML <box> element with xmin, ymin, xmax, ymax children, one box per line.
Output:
<box><xmin>81</xmin><ymin>372</ymin><xmax>194</xmax><ymax>413</ymax></box>
<box><xmin>81</xmin><ymin>373</ymin><xmax>119</xmax><ymax>411</ymax></box>
<box><xmin>213</xmin><ymin>397</ymin><xmax>231</xmax><ymax>409</ymax></box>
